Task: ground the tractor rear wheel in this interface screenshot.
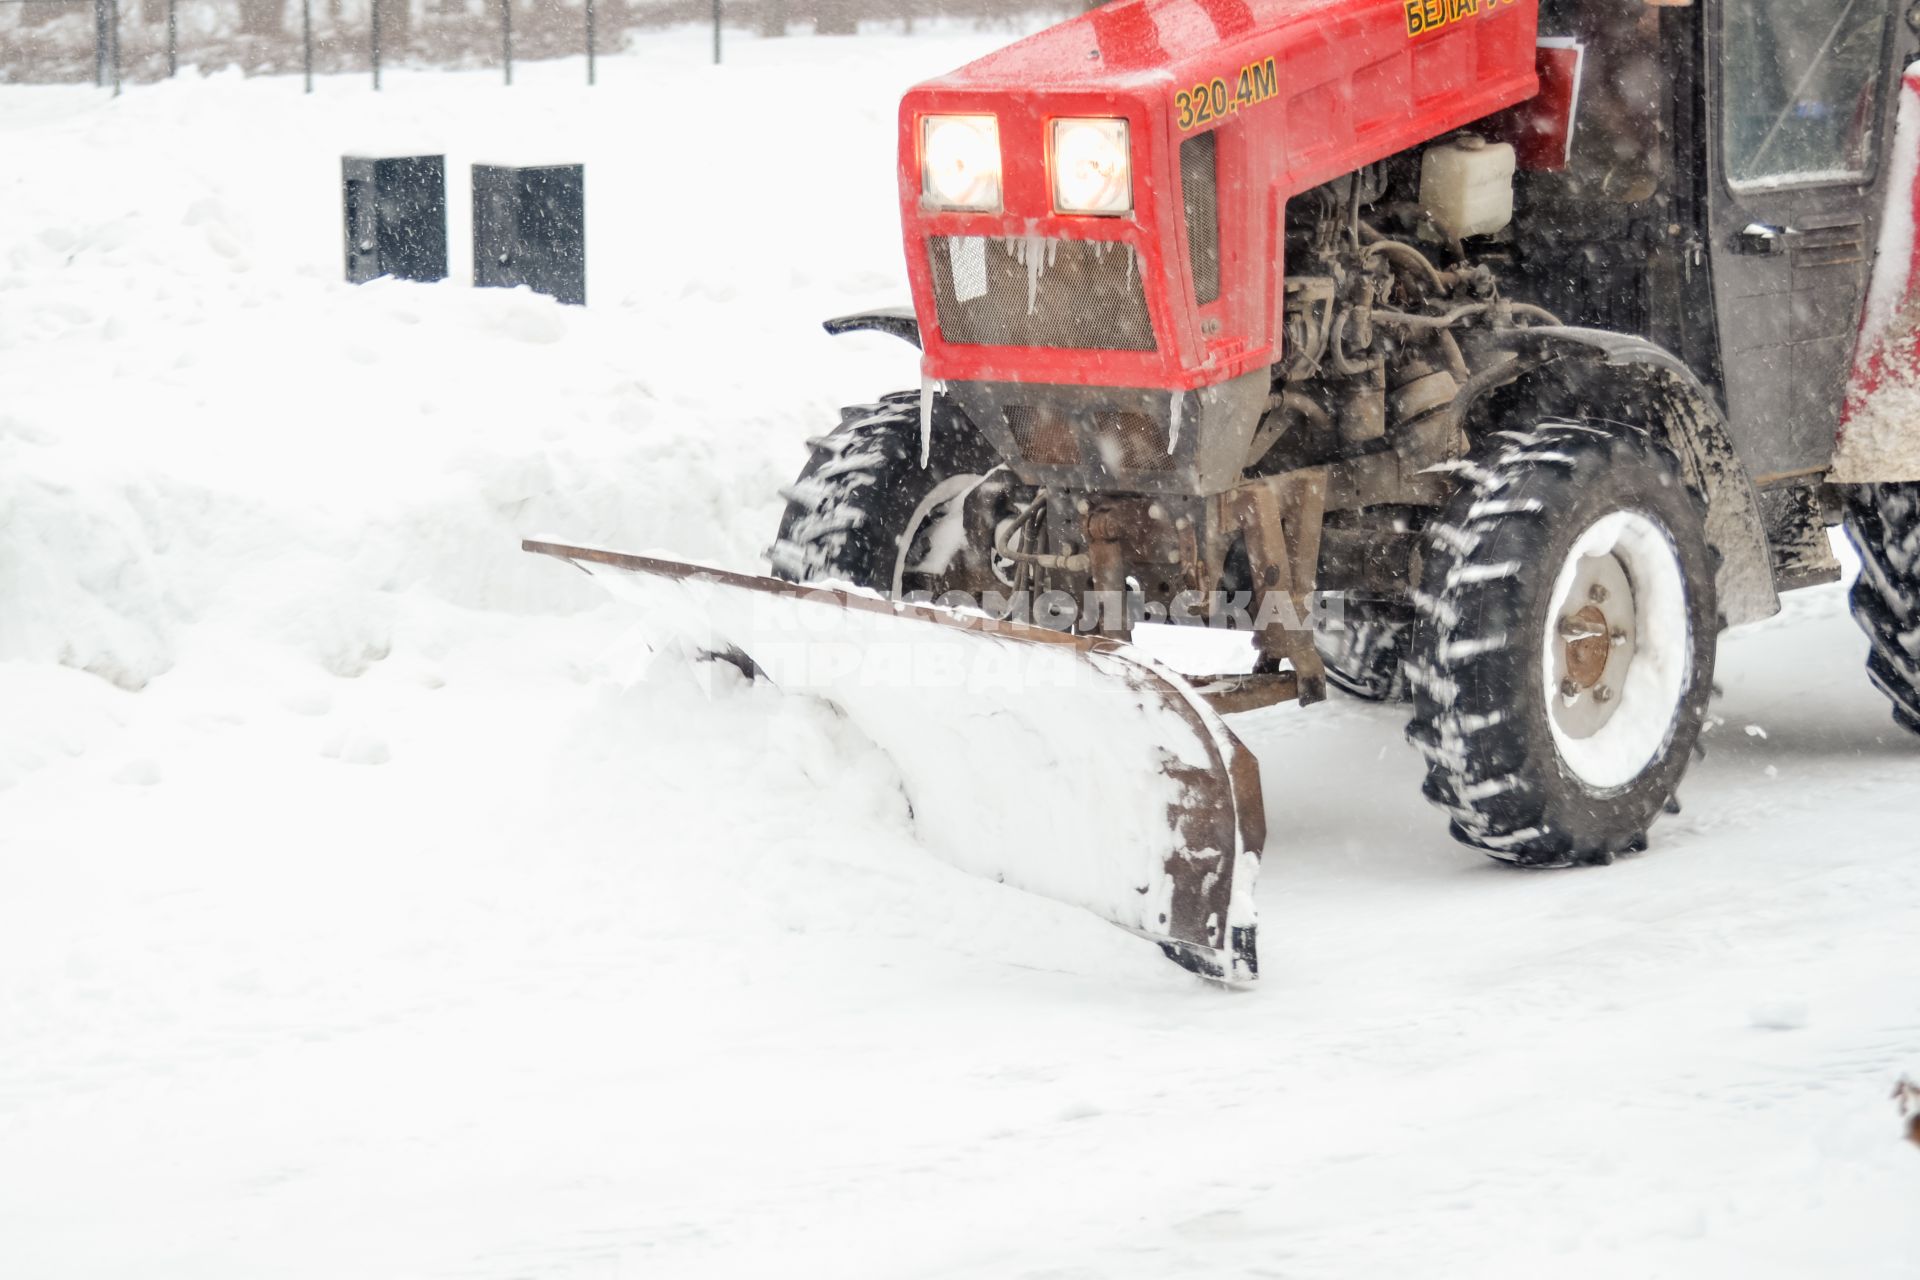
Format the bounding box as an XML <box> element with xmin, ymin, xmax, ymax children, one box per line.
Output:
<box><xmin>767</xmin><ymin>390</ymin><xmax>1011</xmax><ymax>597</ymax></box>
<box><xmin>1843</xmin><ymin>482</ymin><xmax>1920</xmax><ymax>735</ymax></box>
<box><xmin>1405</xmin><ymin>424</ymin><xmax>1717</xmax><ymax>866</ymax></box>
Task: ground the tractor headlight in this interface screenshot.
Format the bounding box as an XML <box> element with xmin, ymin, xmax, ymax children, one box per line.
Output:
<box><xmin>922</xmin><ymin>115</ymin><xmax>1002</xmax><ymax>212</ymax></box>
<box><xmin>1051</xmin><ymin>117</ymin><xmax>1131</xmax><ymax>216</ymax></box>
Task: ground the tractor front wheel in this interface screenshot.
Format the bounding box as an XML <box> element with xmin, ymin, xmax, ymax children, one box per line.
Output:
<box><xmin>1405</xmin><ymin>424</ymin><xmax>1718</xmax><ymax>866</ymax></box>
<box><xmin>767</xmin><ymin>390</ymin><xmax>1014</xmax><ymax>598</ymax></box>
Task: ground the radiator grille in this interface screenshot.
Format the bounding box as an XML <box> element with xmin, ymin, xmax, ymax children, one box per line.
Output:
<box><xmin>1092</xmin><ymin>411</ymin><xmax>1169</xmax><ymax>471</ymax></box>
<box><xmin>1004</xmin><ymin>405</ymin><xmax>1081</xmax><ymax>465</ymax></box>
<box><xmin>928</xmin><ymin>235</ymin><xmax>1155</xmax><ymax>351</ymax></box>
<box><xmin>1180</xmin><ymin>132</ymin><xmax>1220</xmax><ymax>306</ymax></box>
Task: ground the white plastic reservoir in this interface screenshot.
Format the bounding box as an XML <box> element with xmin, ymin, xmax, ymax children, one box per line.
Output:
<box><xmin>1419</xmin><ymin>136</ymin><xmax>1517</xmax><ymax>240</ymax></box>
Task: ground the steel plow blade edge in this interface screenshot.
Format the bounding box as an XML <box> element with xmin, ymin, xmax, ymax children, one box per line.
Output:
<box><xmin>524</xmin><ymin>539</ymin><xmax>1267</xmax><ymax>983</ymax></box>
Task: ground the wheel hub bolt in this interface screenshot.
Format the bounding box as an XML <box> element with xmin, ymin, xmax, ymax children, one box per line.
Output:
<box><xmin>1594</xmin><ymin>684</ymin><xmax>1615</xmax><ymax>704</ymax></box>
<box><xmin>1560</xmin><ymin>677</ymin><xmax>1583</xmax><ymax>699</ymax></box>
<box><xmin>1610</xmin><ymin>627</ymin><xmax>1628</xmax><ymax>646</ymax></box>
<box><xmin>1588</xmin><ymin>583</ymin><xmax>1609</xmax><ymax>604</ymax></box>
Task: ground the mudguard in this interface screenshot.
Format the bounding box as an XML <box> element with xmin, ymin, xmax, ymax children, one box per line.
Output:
<box><xmin>1473</xmin><ymin>326</ymin><xmax>1781</xmax><ymax>628</ymax></box>
<box><xmin>524</xmin><ymin>539</ymin><xmax>1266</xmax><ymax>983</ymax></box>
<box><xmin>822</xmin><ymin>307</ymin><xmax>921</xmax><ymax>349</ymax></box>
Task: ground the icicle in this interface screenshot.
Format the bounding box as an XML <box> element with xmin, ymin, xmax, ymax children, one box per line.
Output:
<box><xmin>920</xmin><ymin>375</ymin><xmax>941</xmax><ymax>466</ymax></box>
<box><xmin>1168</xmin><ymin>391</ymin><xmax>1185</xmax><ymax>454</ymax></box>
<box><xmin>1024</xmin><ymin>231</ymin><xmax>1048</xmax><ymax>315</ymax></box>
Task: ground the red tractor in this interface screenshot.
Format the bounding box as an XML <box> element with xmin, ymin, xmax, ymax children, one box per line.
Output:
<box><xmin>533</xmin><ymin>0</ymin><xmax>1920</xmax><ymax>981</ymax></box>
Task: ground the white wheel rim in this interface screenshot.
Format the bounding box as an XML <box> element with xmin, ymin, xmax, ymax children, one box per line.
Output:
<box><xmin>1540</xmin><ymin>510</ymin><xmax>1691</xmax><ymax>790</ymax></box>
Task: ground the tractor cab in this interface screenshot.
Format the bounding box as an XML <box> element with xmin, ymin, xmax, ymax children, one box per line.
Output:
<box><xmin>1508</xmin><ymin>0</ymin><xmax>1908</xmax><ymax>490</ymax></box>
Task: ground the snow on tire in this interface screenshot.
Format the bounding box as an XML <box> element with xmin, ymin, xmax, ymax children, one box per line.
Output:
<box><xmin>1844</xmin><ymin>482</ymin><xmax>1920</xmax><ymax>735</ymax></box>
<box><xmin>767</xmin><ymin>391</ymin><xmax>1004</xmax><ymax>593</ymax></box>
<box><xmin>1405</xmin><ymin>423</ymin><xmax>1718</xmax><ymax>866</ymax></box>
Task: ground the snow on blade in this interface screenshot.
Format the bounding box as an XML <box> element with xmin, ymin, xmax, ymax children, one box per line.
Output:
<box><xmin>529</xmin><ymin>542</ymin><xmax>1264</xmax><ymax>981</ymax></box>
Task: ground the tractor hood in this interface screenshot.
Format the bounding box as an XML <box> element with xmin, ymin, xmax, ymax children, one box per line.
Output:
<box><xmin>918</xmin><ymin>0</ymin><xmax>1341</xmax><ymax>94</ymax></box>
<box><xmin>896</xmin><ymin>0</ymin><xmax>1541</xmax><ymax>393</ymax></box>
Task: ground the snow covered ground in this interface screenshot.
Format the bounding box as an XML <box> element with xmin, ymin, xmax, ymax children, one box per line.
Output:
<box><xmin>3</xmin><ymin>30</ymin><xmax>1919</xmax><ymax>1280</ymax></box>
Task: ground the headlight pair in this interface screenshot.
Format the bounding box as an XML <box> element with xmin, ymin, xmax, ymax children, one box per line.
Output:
<box><xmin>920</xmin><ymin>115</ymin><xmax>1131</xmax><ymax>216</ymax></box>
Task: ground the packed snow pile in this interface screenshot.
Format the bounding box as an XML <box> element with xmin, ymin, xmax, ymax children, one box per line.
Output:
<box><xmin>3</xmin><ymin>32</ymin><xmax>1919</xmax><ymax>1280</ymax></box>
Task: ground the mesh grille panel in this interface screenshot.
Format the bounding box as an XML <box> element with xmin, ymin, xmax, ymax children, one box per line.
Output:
<box><xmin>1181</xmin><ymin>132</ymin><xmax>1220</xmax><ymax>306</ymax></box>
<box><xmin>1092</xmin><ymin>411</ymin><xmax>1170</xmax><ymax>471</ymax></box>
<box><xmin>928</xmin><ymin>236</ymin><xmax>1155</xmax><ymax>351</ymax></box>
<box><xmin>1004</xmin><ymin>405</ymin><xmax>1081</xmax><ymax>465</ymax></box>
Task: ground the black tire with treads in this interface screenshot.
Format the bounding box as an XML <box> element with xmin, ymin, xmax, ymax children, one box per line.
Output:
<box><xmin>766</xmin><ymin>391</ymin><xmax>1001</xmax><ymax>591</ymax></box>
<box><xmin>1844</xmin><ymin>482</ymin><xmax>1920</xmax><ymax>736</ymax></box>
<box><xmin>1313</xmin><ymin>597</ymin><xmax>1411</xmax><ymax>702</ymax></box>
<box><xmin>1405</xmin><ymin>423</ymin><xmax>1718</xmax><ymax>866</ymax></box>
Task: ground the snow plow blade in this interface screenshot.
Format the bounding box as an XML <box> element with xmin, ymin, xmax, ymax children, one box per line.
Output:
<box><xmin>523</xmin><ymin>539</ymin><xmax>1266</xmax><ymax>983</ymax></box>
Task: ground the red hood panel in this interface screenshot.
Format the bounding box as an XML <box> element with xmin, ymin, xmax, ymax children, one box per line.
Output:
<box><xmin>927</xmin><ymin>0</ymin><xmax>1402</xmax><ymax>90</ymax></box>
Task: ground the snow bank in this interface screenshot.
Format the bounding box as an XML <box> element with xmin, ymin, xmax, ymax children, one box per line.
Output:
<box><xmin>0</xmin><ymin>37</ymin><xmax>943</xmax><ymax>705</ymax></box>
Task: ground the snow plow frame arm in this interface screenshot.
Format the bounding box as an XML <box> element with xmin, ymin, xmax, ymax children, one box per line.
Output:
<box><xmin>526</xmin><ymin>538</ymin><xmax>1102</xmax><ymax>649</ymax></box>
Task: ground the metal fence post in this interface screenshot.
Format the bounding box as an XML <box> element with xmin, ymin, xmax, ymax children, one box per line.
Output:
<box><xmin>585</xmin><ymin>0</ymin><xmax>594</xmax><ymax>86</ymax></box>
<box><xmin>370</xmin><ymin>0</ymin><xmax>381</xmax><ymax>89</ymax></box>
<box><xmin>500</xmin><ymin>0</ymin><xmax>512</xmax><ymax>85</ymax></box>
<box><xmin>166</xmin><ymin>0</ymin><xmax>177</xmax><ymax>77</ymax></box>
<box><xmin>93</xmin><ymin>0</ymin><xmax>107</xmax><ymax>85</ymax></box>
<box><xmin>302</xmin><ymin>0</ymin><xmax>313</xmax><ymax>91</ymax></box>
<box><xmin>711</xmin><ymin>0</ymin><xmax>720</xmax><ymax>64</ymax></box>
<box><xmin>109</xmin><ymin>0</ymin><xmax>119</xmax><ymax>95</ymax></box>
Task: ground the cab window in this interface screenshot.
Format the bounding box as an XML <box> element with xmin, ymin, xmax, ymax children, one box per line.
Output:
<box><xmin>1723</xmin><ymin>0</ymin><xmax>1890</xmax><ymax>189</ymax></box>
